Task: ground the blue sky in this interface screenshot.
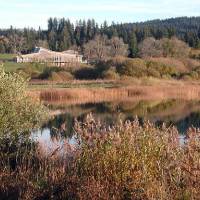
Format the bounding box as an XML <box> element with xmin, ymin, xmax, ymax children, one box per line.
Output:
<box><xmin>0</xmin><ymin>0</ymin><xmax>200</xmax><ymax>29</ymax></box>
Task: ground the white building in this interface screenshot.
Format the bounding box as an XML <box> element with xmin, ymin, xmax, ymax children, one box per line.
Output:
<box><xmin>16</xmin><ymin>47</ymin><xmax>84</xmax><ymax>66</ymax></box>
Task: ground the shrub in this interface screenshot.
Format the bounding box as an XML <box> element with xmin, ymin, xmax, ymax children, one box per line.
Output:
<box><xmin>74</xmin><ymin>67</ymin><xmax>99</xmax><ymax>80</ymax></box>
<box><xmin>102</xmin><ymin>67</ymin><xmax>120</xmax><ymax>80</ymax></box>
<box><xmin>147</xmin><ymin>67</ymin><xmax>161</xmax><ymax>78</ymax></box>
<box><xmin>39</xmin><ymin>66</ymin><xmax>63</xmax><ymax>79</ymax></box>
<box><xmin>110</xmin><ymin>56</ymin><xmax>127</xmax><ymax>65</ymax></box>
<box><xmin>148</xmin><ymin>57</ymin><xmax>188</xmax><ymax>73</ymax></box>
<box><xmin>0</xmin><ymin>67</ymin><xmax>48</xmax><ymax>182</ymax></box>
<box><xmin>182</xmin><ymin>74</ymin><xmax>192</xmax><ymax>81</ymax></box>
<box><xmin>118</xmin><ymin>58</ymin><xmax>147</xmax><ymax>77</ymax></box>
<box><xmin>74</xmin><ymin>115</ymin><xmax>200</xmax><ymax>199</ymax></box>
<box><xmin>162</xmin><ymin>37</ymin><xmax>190</xmax><ymax>58</ymax></box>
<box><xmin>15</xmin><ymin>63</ymin><xmax>47</xmax><ymax>79</ymax></box>
<box><xmin>190</xmin><ymin>71</ymin><xmax>199</xmax><ymax>79</ymax></box>
<box><xmin>0</xmin><ymin>68</ymin><xmax>47</xmax><ymax>137</ymax></box>
<box><xmin>2</xmin><ymin>115</ymin><xmax>200</xmax><ymax>199</ymax></box>
<box><xmin>48</xmin><ymin>72</ymin><xmax>63</xmax><ymax>82</ymax></box>
<box><xmin>146</xmin><ymin>60</ymin><xmax>178</xmax><ymax>78</ymax></box>
<box><xmin>57</xmin><ymin>71</ymin><xmax>74</xmax><ymax>81</ymax></box>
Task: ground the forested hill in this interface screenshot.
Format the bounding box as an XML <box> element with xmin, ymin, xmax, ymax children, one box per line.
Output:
<box><xmin>0</xmin><ymin>16</ymin><xmax>200</xmax><ymax>55</ymax></box>
<box><xmin>114</xmin><ymin>17</ymin><xmax>200</xmax><ymax>45</ymax></box>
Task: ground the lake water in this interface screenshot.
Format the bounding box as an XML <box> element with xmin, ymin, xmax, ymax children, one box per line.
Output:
<box><xmin>33</xmin><ymin>98</ymin><xmax>200</xmax><ymax>153</ymax></box>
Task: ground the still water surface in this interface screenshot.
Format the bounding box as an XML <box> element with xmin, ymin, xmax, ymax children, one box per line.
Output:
<box><xmin>32</xmin><ymin>99</ymin><xmax>200</xmax><ymax>152</ymax></box>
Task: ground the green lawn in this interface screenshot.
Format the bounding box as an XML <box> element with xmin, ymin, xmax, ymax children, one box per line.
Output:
<box><xmin>0</xmin><ymin>53</ymin><xmax>16</xmax><ymax>61</ymax></box>
<box><xmin>28</xmin><ymin>81</ymin><xmax>121</xmax><ymax>89</ymax></box>
<box><xmin>2</xmin><ymin>61</ymin><xmax>27</xmax><ymax>72</ymax></box>
<box><xmin>0</xmin><ymin>53</ymin><xmax>26</xmax><ymax>72</ymax></box>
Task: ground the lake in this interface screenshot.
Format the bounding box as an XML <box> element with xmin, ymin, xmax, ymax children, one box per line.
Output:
<box><xmin>32</xmin><ymin>91</ymin><xmax>200</xmax><ymax>154</ymax></box>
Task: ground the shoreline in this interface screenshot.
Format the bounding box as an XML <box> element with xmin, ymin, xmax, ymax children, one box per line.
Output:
<box><xmin>27</xmin><ymin>80</ymin><xmax>200</xmax><ymax>106</ymax></box>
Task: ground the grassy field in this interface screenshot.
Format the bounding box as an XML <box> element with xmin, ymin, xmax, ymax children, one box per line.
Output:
<box><xmin>0</xmin><ymin>53</ymin><xmax>28</xmax><ymax>72</ymax></box>
<box><xmin>2</xmin><ymin>61</ymin><xmax>28</xmax><ymax>72</ymax></box>
<box><xmin>29</xmin><ymin>80</ymin><xmax>121</xmax><ymax>89</ymax></box>
<box><xmin>28</xmin><ymin>77</ymin><xmax>200</xmax><ymax>90</ymax></box>
<box><xmin>0</xmin><ymin>53</ymin><xmax>16</xmax><ymax>61</ymax></box>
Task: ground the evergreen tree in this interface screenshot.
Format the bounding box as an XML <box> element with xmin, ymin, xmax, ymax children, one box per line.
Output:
<box><xmin>129</xmin><ymin>32</ymin><xmax>138</xmax><ymax>58</ymax></box>
<box><xmin>58</xmin><ymin>23</ymin><xmax>71</xmax><ymax>51</ymax></box>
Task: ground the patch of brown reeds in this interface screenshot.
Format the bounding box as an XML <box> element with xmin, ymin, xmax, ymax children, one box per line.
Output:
<box><xmin>1</xmin><ymin>115</ymin><xmax>200</xmax><ymax>199</ymax></box>
<box><xmin>28</xmin><ymin>84</ymin><xmax>200</xmax><ymax>106</ymax></box>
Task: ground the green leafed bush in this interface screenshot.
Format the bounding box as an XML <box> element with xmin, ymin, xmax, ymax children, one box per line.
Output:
<box><xmin>117</xmin><ymin>58</ymin><xmax>147</xmax><ymax>77</ymax></box>
<box><xmin>102</xmin><ymin>67</ymin><xmax>120</xmax><ymax>80</ymax></box>
<box><xmin>0</xmin><ymin>68</ymin><xmax>48</xmax><ymax>136</ymax></box>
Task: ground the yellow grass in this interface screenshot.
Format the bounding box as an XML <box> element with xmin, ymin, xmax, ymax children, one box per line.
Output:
<box><xmin>28</xmin><ymin>82</ymin><xmax>200</xmax><ymax>106</ymax></box>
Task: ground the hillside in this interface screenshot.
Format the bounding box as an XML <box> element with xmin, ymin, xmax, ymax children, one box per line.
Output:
<box><xmin>114</xmin><ymin>17</ymin><xmax>200</xmax><ymax>47</ymax></box>
<box><xmin>0</xmin><ymin>17</ymin><xmax>200</xmax><ymax>55</ymax></box>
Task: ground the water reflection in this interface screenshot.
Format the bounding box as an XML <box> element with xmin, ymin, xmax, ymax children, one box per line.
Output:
<box><xmin>34</xmin><ymin>99</ymin><xmax>200</xmax><ymax>151</ymax></box>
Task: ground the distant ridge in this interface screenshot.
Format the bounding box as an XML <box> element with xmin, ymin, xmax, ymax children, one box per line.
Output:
<box><xmin>0</xmin><ymin>16</ymin><xmax>200</xmax><ymax>54</ymax></box>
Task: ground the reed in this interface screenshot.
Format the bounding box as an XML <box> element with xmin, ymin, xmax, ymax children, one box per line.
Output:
<box><xmin>1</xmin><ymin>115</ymin><xmax>200</xmax><ymax>199</ymax></box>
<box><xmin>28</xmin><ymin>84</ymin><xmax>200</xmax><ymax>106</ymax></box>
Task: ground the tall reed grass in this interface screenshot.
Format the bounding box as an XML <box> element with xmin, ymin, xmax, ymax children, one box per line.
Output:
<box><xmin>1</xmin><ymin>115</ymin><xmax>200</xmax><ymax>199</ymax></box>
<box><xmin>28</xmin><ymin>84</ymin><xmax>200</xmax><ymax>106</ymax></box>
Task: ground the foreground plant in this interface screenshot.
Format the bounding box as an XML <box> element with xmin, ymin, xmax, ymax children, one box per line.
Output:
<box><xmin>0</xmin><ymin>68</ymin><xmax>48</xmax><ymax>136</ymax></box>
<box><xmin>74</xmin><ymin>114</ymin><xmax>200</xmax><ymax>199</ymax></box>
<box><xmin>0</xmin><ymin>68</ymin><xmax>48</xmax><ymax>199</ymax></box>
<box><xmin>1</xmin><ymin>112</ymin><xmax>200</xmax><ymax>199</ymax></box>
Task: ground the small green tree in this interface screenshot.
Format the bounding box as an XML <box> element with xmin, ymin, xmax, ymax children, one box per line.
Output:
<box><xmin>0</xmin><ymin>68</ymin><xmax>48</xmax><ymax>137</ymax></box>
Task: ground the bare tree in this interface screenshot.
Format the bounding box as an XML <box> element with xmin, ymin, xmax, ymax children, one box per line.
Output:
<box><xmin>109</xmin><ymin>37</ymin><xmax>128</xmax><ymax>57</ymax></box>
<box><xmin>8</xmin><ymin>34</ymin><xmax>26</xmax><ymax>54</ymax></box>
<box><xmin>84</xmin><ymin>35</ymin><xmax>110</xmax><ymax>62</ymax></box>
<box><xmin>138</xmin><ymin>37</ymin><xmax>163</xmax><ymax>58</ymax></box>
<box><xmin>139</xmin><ymin>37</ymin><xmax>190</xmax><ymax>58</ymax></box>
<box><xmin>84</xmin><ymin>35</ymin><xmax>128</xmax><ymax>62</ymax></box>
<box><xmin>161</xmin><ymin>37</ymin><xmax>190</xmax><ymax>58</ymax></box>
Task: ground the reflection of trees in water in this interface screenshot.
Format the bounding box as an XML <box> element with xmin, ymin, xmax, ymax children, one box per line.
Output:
<box><xmin>44</xmin><ymin>113</ymin><xmax>74</xmax><ymax>139</ymax></box>
<box><xmin>175</xmin><ymin>112</ymin><xmax>200</xmax><ymax>134</ymax></box>
<box><xmin>44</xmin><ymin>100</ymin><xmax>200</xmax><ymax>139</ymax></box>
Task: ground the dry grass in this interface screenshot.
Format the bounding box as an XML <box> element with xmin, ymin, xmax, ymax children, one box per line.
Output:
<box><xmin>190</xmin><ymin>49</ymin><xmax>200</xmax><ymax>60</ymax></box>
<box><xmin>147</xmin><ymin>57</ymin><xmax>200</xmax><ymax>73</ymax></box>
<box><xmin>147</xmin><ymin>57</ymin><xmax>188</xmax><ymax>72</ymax></box>
<box><xmin>1</xmin><ymin>115</ymin><xmax>200</xmax><ymax>199</ymax></box>
<box><xmin>28</xmin><ymin>83</ymin><xmax>200</xmax><ymax>106</ymax></box>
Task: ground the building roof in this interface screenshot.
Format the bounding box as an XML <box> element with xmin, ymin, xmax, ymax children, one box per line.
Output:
<box><xmin>19</xmin><ymin>47</ymin><xmax>82</xmax><ymax>59</ymax></box>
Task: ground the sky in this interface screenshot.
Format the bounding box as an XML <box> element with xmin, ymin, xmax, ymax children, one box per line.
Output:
<box><xmin>0</xmin><ymin>0</ymin><xmax>200</xmax><ymax>29</ymax></box>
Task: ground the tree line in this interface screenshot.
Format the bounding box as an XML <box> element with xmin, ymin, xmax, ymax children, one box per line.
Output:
<box><xmin>0</xmin><ymin>16</ymin><xmax>200</xmax><ymax>57</ymax></box>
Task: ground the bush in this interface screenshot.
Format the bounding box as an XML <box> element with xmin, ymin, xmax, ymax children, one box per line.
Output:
<box><xmin>147</xmin><ymin>67</ymin><xmax>161</xmax><ymax>78</ymax></box>
<box><xmin>118</xmin><ymin>58</ymin><xmax>147</xmax><ymax>77</ymax></box>
<box><xmin>57</xmin><ymin>71</ymin><xmax>74</xmax><ymax>81</ymax></box>
<box><xmin>74</xmin><ymin>115</ymin><xmax>200</xmax><ymax>199</ymax></box>
<box><xmin>0</xmin><ymin>67</ymin><xmax>48</xmax><ymax>181</ymax></box>
<box><xmin>39</xmin><ymin>66</ymin><xmax>63</xmax><ymax>79</ymax></box>
<box><xmin>0</xmin><ymin>68</ymin><xmax>47</xmax><ymax>136</ymax></box>
<box><xmin>146</xmin><ymin>60</ymin><xmax>178</xmax><ymax>78</ymax></box>
<box><xmin>102</xmin><ymin>67</ymin><xmax>120</xmax><ymax>80</ymax></box>
<box><xmin>48</xmin><ymin>72</ymin><xmax>63</xmax><ymax>82</ymax></box>
<box><xmin>74</xmin><ymin>67</ymin><xmax>99</xmax><ymax>80</ymax></box>
<box><xmin>182</xmin><ymin>74</ymin><xmax>192</xmax><ymax>81</ymax></box>
<box><xmin>190</xmin><ymin>71</ymin><xmax>199</xmax><ymax>79</ymax></box>
<box><xmin>16</xmin><ymin>63</ymin><xmax>47</xmax><ymax>79</ymax></box>
<box><xmin>2</xmin><ymin>115</ymin><xmax>200</xmax><ymax>199</ymax></box>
